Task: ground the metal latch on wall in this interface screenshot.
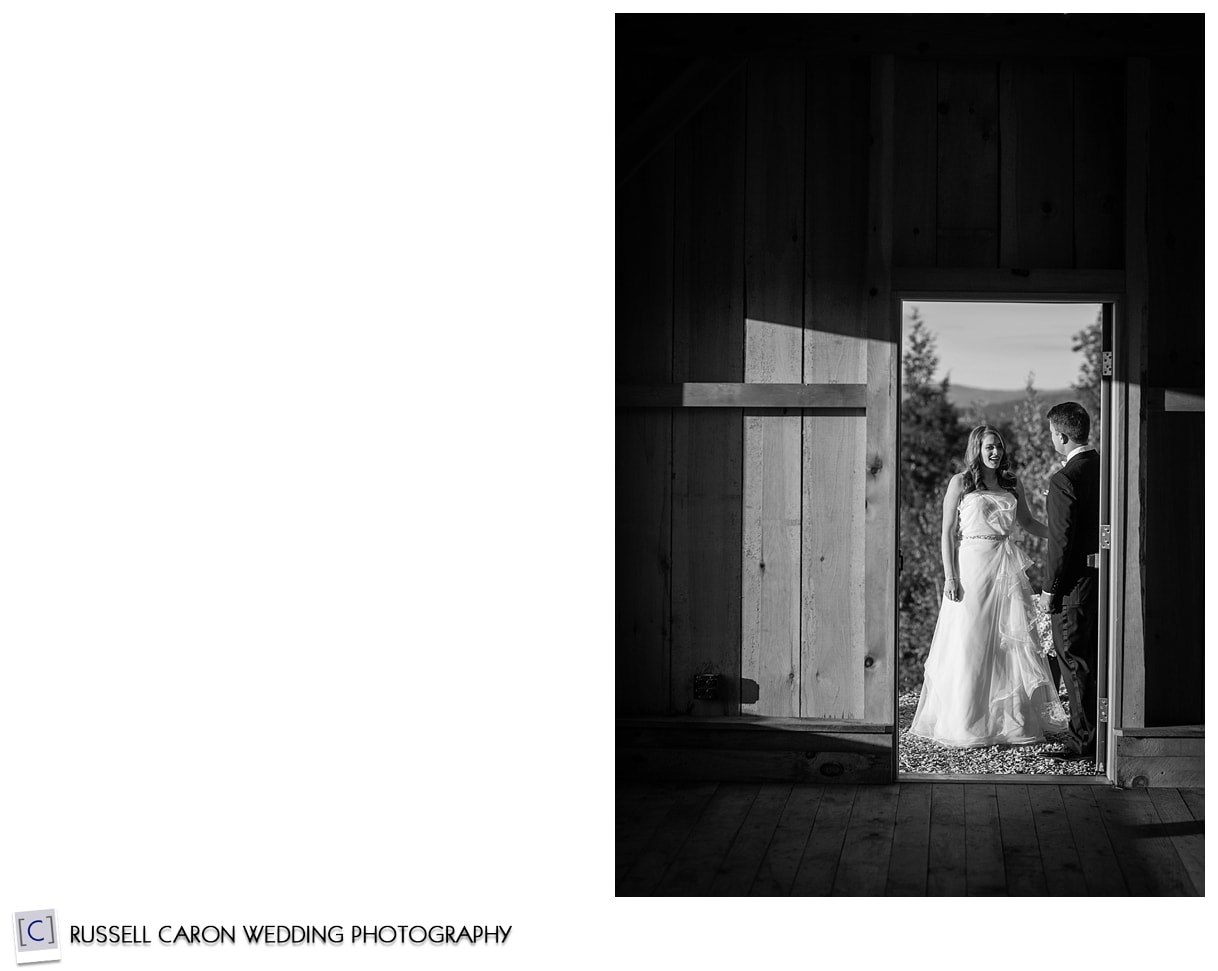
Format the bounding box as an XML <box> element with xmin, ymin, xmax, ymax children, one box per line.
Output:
<box><xmin>1098</xmin><ymin>698</ymin><xmax>1109</xmax><ymax>723</ymax></box>
<box><xmin>1102</xmin><ymin>351</ymin><xmax>1113</xmax><ymax>376</ymax></box>
<box><xmin>1100</xmin><ymin>524</ymin><xmax>1111</xmax><ymax>550</ymax></box>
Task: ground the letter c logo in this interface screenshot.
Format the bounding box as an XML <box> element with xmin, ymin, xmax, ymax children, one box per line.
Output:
<box><xmin>27</xmin><ymin>919</ymin><xmax>44</xmax><ymax>942</ymax></box>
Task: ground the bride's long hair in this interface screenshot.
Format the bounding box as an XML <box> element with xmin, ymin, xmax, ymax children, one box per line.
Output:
<box><xmin>960</xmin><ymin>425</ymin><xmax>1018</xmax><ymax>496</ymax></box>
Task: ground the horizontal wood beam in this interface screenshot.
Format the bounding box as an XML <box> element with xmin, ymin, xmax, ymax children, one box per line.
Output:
<box><xmin>1147</xmin><ymin>388</ymin><xmax>1204</xmax><ymax>412</ymax></box>
<box><xmin>1114</xmin><ymin>725</ymin><xmax>1204</xmax><ymax>737</ymax></box>
<box><xmin>892</xmin><ymin>266</ymin><xmax>1125</xmax><ymax>296</ymax></box>
<box><xmin>616</xmin><ymin>382</ymin><xmax>866</xmax><ymax>409</ymax></box>
<box><xmin>619</xmin><ymin>715</ymin><xmax>891</xmax><ymax>733</ymax></box>
<box><xmin>617</xmin><ymin>716</ymin><xmax>892</xmax><ymax>783</ymax></box>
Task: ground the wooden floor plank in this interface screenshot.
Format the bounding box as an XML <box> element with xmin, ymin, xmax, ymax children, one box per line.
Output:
<box><xmin>789</xmin><ymin>785</ymin><xmax>857</xmax><ymax>895</ymax></box>
<box><xmin>1060</xmin><ymin>786</ymin><xmax>1128</xmax><ymax>895</ymax></box>
<box><xmin>616</xmin><ymin>784</ymin><xmax>680</xmax><ymax>880</ymax></box>
<box><xmin>1179</xmin><ymin>787</ymin><xmax>1205</xmax><ymax>822</ymax></box>
<box><xmin>995</xmin><ymin>784</ymin><xmax>1047</xmax><ymax>896</ymax></box>
<box><xmin>749</xmin><ymin>785</ymin><xmax>824</xmax><ymax>896</ymax></box>
<box><xmin>617</xmin><ymin>782</ymin><xmax>718</xmax><ymax>896</ymax></box>
<box><xmin>1026</xmin><ymin>785</ymin><xmax>1088</xmax><ymax>896</ymax></box>
<box><xmin>654</xmin><ymin>784</ymin><xmax>760</xmax><ymax>895</ymax></box>
<box><xmin>709</xmin><ymin>784</ymin><xmax>792</xmax><ymax>895</ymax></box>
<box><xmin>885</xmin><ymin>783</ymin><xmax>931</xmax><ymax>895</ymax></box>
<box><xmin>1146</xmin><ymin>788</ymin><xmax>1205</xmax><ymax>896</ymax></box>
<box><xmin>964</xmin><ymin>784</ymin><xmax>1006</xmax><ymax>896</ymax></box>
<box><xmin>832</xmin><ymin>785</ymin><xmax>900</xmax><ymax>895</ymax></box>
<box><xmin>614</xmin><ymin>780</ymin><xmax>1206</xmax><ymax>897</ymax></box>
<box><xmin>1094</xmin><ymin>787</ymin><xmax>1194</xmax><ymax>895</ymax></box>
<box><xmin>927</xmin><ymin>784</ymin><xmax>967</xmax><ymax>895</ymax></box>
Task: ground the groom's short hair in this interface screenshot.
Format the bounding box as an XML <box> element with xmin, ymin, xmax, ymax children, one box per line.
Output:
<box><xmin>1047</xmin><ymin>401</ymin><xmax>1090</xmax><ymax>443</ymax></box>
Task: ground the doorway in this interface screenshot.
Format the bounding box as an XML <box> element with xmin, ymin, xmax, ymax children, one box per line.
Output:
<box><xmin>895</xmin><ymin>299</ymin><xmax>1110</xmax><ymax>781</ymax></box>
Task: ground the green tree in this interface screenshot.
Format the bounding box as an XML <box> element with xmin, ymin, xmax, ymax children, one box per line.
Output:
<box><xmin>899</xmin><ymin>308</ymin><xmax>967</xmax><ymax>690</ymax></box>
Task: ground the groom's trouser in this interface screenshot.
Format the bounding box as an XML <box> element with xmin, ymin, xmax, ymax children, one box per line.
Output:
<box><xmin>1050</xmin><ymin>570</ymin><xmax>1099</xmax><ymax>752</ymax></box>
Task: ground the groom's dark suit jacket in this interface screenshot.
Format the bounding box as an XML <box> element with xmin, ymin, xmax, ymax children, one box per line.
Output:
<box><xmin>1043</xmin><ymin>448</ymin><xmax>1101</xmax><ymax>609</ymax></box>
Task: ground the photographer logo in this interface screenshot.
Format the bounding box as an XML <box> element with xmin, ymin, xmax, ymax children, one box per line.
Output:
<box><xmin>12</xmin><ymin>910</ymin><xmax>59</xmax><ymax>965</ymax></box>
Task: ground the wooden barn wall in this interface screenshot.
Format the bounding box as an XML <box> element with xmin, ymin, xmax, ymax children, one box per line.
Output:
<box><xmin>1141</xmin><ymin>55</ymin><xmax>1203</xmax><ymax>726</ymax></box>
<box><xmin>617</xmin><ymin>45</ymin><xmax>1202</xmax><ymax>735</ymax></box>
<box><xmin>615</xmin><ymin>136</ymin><xmax>673</xmax><ymax>716</ymax></box>
<box><xmin>892</xmin><ymin>56</ymin><xmax>1125</xmax><ymax>268</ymax></box>
<box><xmin>616</xmin><ymin>57</ymin><xmax>874</xmax><ymax>719</ymax></box>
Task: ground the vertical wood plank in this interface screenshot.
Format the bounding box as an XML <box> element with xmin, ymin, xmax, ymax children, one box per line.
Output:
<box><xmin>1059</xmin><ymin>785</ymin><xmax>1128</xmax><ymax>894</ymax></box>
<box><xmin>655</xmin><ymin>783</ymin><xmax>759</xmax><ymax>895</ymax></box>
<box><xmin>789</xmin><ymin>784</ymin><xmax>857</xmax><ymax>894</ymax></box>
<box><xmin>885</xmin><ymin>782</ymin><xmax>931</xmax><ymax>895</ymax></box>
<box><xmin>616</xmin><ymin>138</ymin><xmax>674</xmax><ymax>715</ymax></box>
<box><xmin>1026</xmin><ymin>785</ymin><xmax>1088</xmax><ymax>896</ymax></box>
<box><xmin>1120</xmin><ymin>58</ymin><xmax>1149</xmax><ymax>728</ymax></box>
<box><xmin>964</xmin><ymin>783</ymin><xmax>1006</xmax><ymax>895</ymax></box>
<box><xmin>617</xmin><ymin>782</ymin><xmax>718</xmax><ymax>896</ymax></box>
<box><xmin>708</xmin><ymin>783</ymin><xmax>792</xmax><ymax>895</ymax></box>
<box><xmin>927</xmin><ymin>783</ymin><xmax>967</xmax><ymax>895</ymax></box>
<box><xmin>749</xmin><ymin>784</ymin><xmax>824</xmax><ymax>895</ymax></box>
<box><xmin>1073</xmin><ymin>59</ymin><xmax>1125</xmax><ymax>268</ymax></box>
<box><xmin>1146</xmin><ymin>788</ymin><xmax>1205</xmax><ymax>895</ymax></box>
<box><xmin>1002</xmin><ymin>59</ymin><xmax>1074</xmax><ymax>267</ymax></box>
<box><xmin>995</xmin><ymin>784</ymin><xmax>1047</xmax><ymax>895</ymax></box>
<box><xmin>802</xmin><ymin>56</ymin><xmax>869</xmax><ymax>719</ymax></box>
<box><xmin>832</xmin><ymin>784</ymin><xmax>900</xmax><ymax>895</ymax></box>
<box><xmin>998</xmin><ymin>60</ymin><xmax>1018</xmax><ymax>267</ymax></box>
<box><xmin>893</xmin><ymin>56</ymin><xmax>938</xmax><ymax>266</ymax></box>
<box><xmin>936</xmin><ymin>59</ymin><xmax>998</xmax><ymax>266</ymax></box>
<box><xmin>863</xmin><ymin>55</ymin><xmax>897</xmax><ymax>727</ymax></box>
<box><xmin>1093</xmin><ymin>786</ymin><xmax>1194</xmax><ymax>895</ymax></box>
<box><xmin>743</xmin><ymin>56</ymin><xmax>805</xmax><ymax>717</ymax></box>
<box><xmin>672</xmin><ymin>71</ymin><xmax>746</xmax><ymax>716</ymax></box>
<box><xmin>1143</xmin><ymin>53</ymin><xmax>1204</xmax><ymax>726</ymax></box>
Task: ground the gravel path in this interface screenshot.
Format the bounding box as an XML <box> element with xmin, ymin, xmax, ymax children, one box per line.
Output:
<box><xmin>898</xmin><ymin>689</ymin><xmax>1098</xmax><ymax>776</ymax></box>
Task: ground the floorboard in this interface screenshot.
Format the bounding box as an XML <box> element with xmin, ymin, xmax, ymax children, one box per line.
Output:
<box><xmin>1179</xmin><ymin>787</ymin><xmax>1204</xmax><ymax>822</ymax></box>
<box><xmin>1093</xmin><ymin>786</ymin><xmax>1193</xmax><ymax>895</ymax></box>
<box><xmin>995</xmin><ymin>784</ymin><xmax>1047</xmax><ymax>895</ymax></box>
<box><xmin>832</xmin><ymin>784</ymin><xmax>900</xmax><ymax>895</ymax></box>
<box><xmin>618</xmin><ymin>782</ymin><xmax>718</xmax><ymax>896</ymax></box>
<box><xmin>927</xmin><ymin>783</ymin><xmax>967</xmax><ymax>895</ymax></box>
<box><xmin>789</xmin><ymin>785</ymin><xmax>856</xmax><ymax>895</ymax></box>
<box><xmin>654</xmin><ymin>783</ymin><xmax>759</xmax><ymax>895</ymax></box>
<box><xmin>749</xmin><ymin>784</ymin><xmax>823</xmax><ymax>895</ymax></box>
<box><xmin>964</xmin><ymin>783</ymin><xmax>1006</xmax><ymax>895</ymax></box>
<box><xmin>885</xmin><ymin>783</ymin><xmax>931</xmax><ymax>895</ymax></box>
<box><xmin>1026</xmin><ymin>784</ymin><xmax>1088</xmax><ymax>895</ymax></box>
<box><xmin>709</xmin><ymin>784</ymin><xmax>792</xmax><ymax>895</ymax></box>
<box><xmin>616</xmin><ymin>783</ymin><xmax>680</xmax><ymax>881</ymax></box>
<box><xmin>614</xmin><ymin>781</ymin><xmax>1203</xmax><ymax>896</ymax></box>
<box><xmin>1146</xmin><ymin>788</ymin><xmax>1204</xmax><ymax>895</ymax></box>
<box><xmin>1059</xmin><ymin>785</ymin><xmax>1128</xmax><ymax>894</ymax></box>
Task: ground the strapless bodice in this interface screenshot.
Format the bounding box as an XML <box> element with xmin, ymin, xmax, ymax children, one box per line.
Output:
<box><xmin>958</xmin><ymin>490</ymin><xmax>1017</xmax><ymax>539</ymax></box>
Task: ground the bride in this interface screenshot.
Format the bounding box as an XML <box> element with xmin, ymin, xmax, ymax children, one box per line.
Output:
<box><xmin>909</xmin><ymin>425</ymin><xmax>1068</xmax><ymax>747</ymax></box>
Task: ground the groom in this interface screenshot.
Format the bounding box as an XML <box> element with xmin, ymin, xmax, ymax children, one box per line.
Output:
<box><xmin>1039</xmin><ymin>402</ymin><xmax>1101</xmax><ymax>757</ymax></box>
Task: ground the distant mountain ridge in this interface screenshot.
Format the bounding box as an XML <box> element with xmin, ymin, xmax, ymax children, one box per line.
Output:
<box><xmin>944</xmin><ymin>384</ymin><xmax>1076</xmax><ymax>424</ymax></box>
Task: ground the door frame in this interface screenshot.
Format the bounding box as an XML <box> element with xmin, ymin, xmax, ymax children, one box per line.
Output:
<box><xmin>890</xmin><ymin>281</ymin><xmax>1126</xmax><ymax>785</ymax></box>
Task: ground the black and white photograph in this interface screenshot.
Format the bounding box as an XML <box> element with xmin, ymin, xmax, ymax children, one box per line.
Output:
<box><xmin>616</xmin><ymin>12</ymin><xmax>1205</xmax><ymax>899</ymax></box>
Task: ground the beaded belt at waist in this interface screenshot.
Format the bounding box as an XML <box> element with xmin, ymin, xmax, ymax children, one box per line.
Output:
<box><xmin>961</xmin><ymin>533</ymin><xmax>1005</xmax><ymax>541</ymax></box>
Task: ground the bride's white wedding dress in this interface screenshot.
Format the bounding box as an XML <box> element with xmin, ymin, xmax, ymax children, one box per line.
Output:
<box><xmin>909</xmin><ymin>489</ymin><xmax>1068</xmax><ymax>747</ymax></box>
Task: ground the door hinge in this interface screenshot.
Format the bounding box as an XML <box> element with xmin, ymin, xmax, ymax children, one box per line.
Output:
<box><xmin>1102</xmin><ymin>351</ymin><xmax>1113</xmax><ymax>376</ymax></box>
<box><xmin>1100</xmin><ymin>524</ymin><xmax>1111</xmax><ymax>550</ymax></box>
<box><xmin>1098</xmin><ymin>698</ymin><xmax>1109</xmax><ymax>722</ymax></box>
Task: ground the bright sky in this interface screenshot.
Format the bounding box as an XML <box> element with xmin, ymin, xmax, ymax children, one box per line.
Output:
<box><xmin>904</xmin><ymin>302</ymin><xmax>1101</xmax><ymax>391</ymax></box>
